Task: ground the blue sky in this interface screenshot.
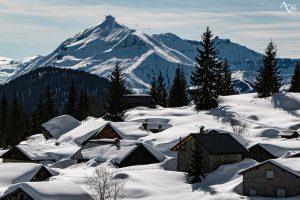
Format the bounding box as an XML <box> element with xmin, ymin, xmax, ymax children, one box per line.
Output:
<box><xmin>0</xmin><ymin>0</ymin><xmax>299</xmax><ymax>58</ymax></box>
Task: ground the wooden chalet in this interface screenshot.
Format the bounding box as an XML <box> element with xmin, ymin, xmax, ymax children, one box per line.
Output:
<box><xmin>72</xmin><ymin>139</ymin><xmax>165</xmax><ymax>167</ymax></box>
<box><xmin>171</xmin><ymin>131</ymin><xmax>248</xmax><ymax>173</ymax></box>
<box><xmin>0</xmin><ymin>144</ymin><xmax>79</xmax><ymax>163</ymax></box>
<box><xmin>76</xmin><ymin>121</ymin><xmax>150</xmax><ymax>145</ymax></box>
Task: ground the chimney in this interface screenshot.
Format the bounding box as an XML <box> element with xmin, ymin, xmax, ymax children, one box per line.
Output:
<box><xmin>158</xmin><ymin>125</ymin><xmax>162</xmax><ymax>132</ymax></box>
<box><xmin>115</xmin><ymin>138</ymin><xmax>120</xmax><ymax>148</ymax></box>
<box><xmin>200</xmin><ymin>126</ymin><xmax>205</xmax><ymax>134</ymax></box>
<box><xmin>142</xmin><ymin>123</ymin><xmax>148</xmax><ymax>130</ymax></box>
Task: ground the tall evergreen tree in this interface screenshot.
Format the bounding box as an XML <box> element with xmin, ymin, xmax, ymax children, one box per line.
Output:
<box><xmin>44</xmin><ymin>83</ymin><xmax>58</xmax><ymax>120</ymax></box>
<box><xmin>149</xmin><ymin>77</ymin><xmax>158</xmax><ymax>104</ymax></box>
<box><xmin>186</xmin><ymin>140</ymin><xmax>205</xmax><ymax>183</ymax></box>
<box><xmin>168</xmin><ymin>67</ymin><xmax>188</xmax><ymax>107</ymax></box>
<box><xmin>105</xmin><ymin>62</ymin><xmax>127</xmax><ymax>121</ymax></box>
<box><xmin>289</xmin><ymin>62</ymin><xmax>300</xmax><ymax>92</ymax></box>
<box><xmin>6</xmin><ymin>93</ymin><xmax>27</xmax><ymax>146</ymax></box>
<box><xmin>0</xmin><ymin>94</ymin><xmax>8</xmax><ymax>147</ymax></box>
<box><xmin>254</xmin><ymin>40</ymin><xmax>282</xmax><ymax>97</ymax></box>
<box><xmin>64</xmin><ymin>83</ymin><xmax>77</xmax><ymax>117</ymax></box>
<box><xmin>76</xmin><ymin>89</ymin><xmax>91</xmax><ymax>120</ymax></box>
<box><xmin>215</xmin><ymin>61</ymin><xmax>224</xmax><ymax>95</ymax></box>
<box><xmin>220</xmin><ymin>59</ymin><xmax>235</xmax><ymax>95</ymax></box>
<box><xmin>155</xmin><ymin>72</ymin><xmax>167</xmax><ymax>107</ymax></box>
<box><xmin>190</xmin><ymin>27</ymin><xmax>219</xmax><ymax>110</ymax></box>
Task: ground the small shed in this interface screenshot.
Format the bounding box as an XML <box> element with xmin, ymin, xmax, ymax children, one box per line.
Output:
<box><xmin>1</xmin><ymin>181</ymin><xmax>93</xmax><ymax>200</ymax></box>
<box><xmin>278</xmin><ymin>130</ymin><xmax>299</xmax><ymax>139</ymax></box>
<box><xmin>41</xmin><ymin>115</ymin><xmax>81</xmax><ymax>139</ymax></box>
<box><xmin>72</xmin><ymin>139</ymin><xmax>165</xmax><ymax>167</ymax></box>
<box><xmin>0</xmin><ymin>143</ymin><xmax>80</xmax><ymax>163</ymax></box>
<box><xmin>135</xmin><ymin>118</ymin><xmax>172</xmax><ymax>133</ymax></box>
<box><xmin>123</xmin><ymin>94</ymin><xmax>154</xmax><ymax>109</ymax></box>
<box><xmin>0</xmin><ymin>163</ymin><xmax>57</xmax><ymax>196</ymax></box>
<box><xmin>171</xmin><ymin>132</ymin><xmax>248</xmax><ymax>173</ymax></box>
<box><xmin>239</xmin><ymin>158</ymin><xmax>300</xmax><ymax>198</ymax></box>
<box><xmin>247</xmin><ymin>141</ymin><xmax>300</xmax><ymax>162</ymax></box>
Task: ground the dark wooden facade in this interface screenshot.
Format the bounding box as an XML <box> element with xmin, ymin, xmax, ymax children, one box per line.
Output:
<box><xmin>92</xmin><ymin>124</ymin><xmax>121</xmax><ymax>140</ymax></box>
<box><xmin>241</xmin><ymin>162</ymin><xmax>300</xmax><ymax>197</ymax></box>
<box><xmin>117</xmin><ymin>144</ymin><xmax>160</xmax><ymax>167</ymax></box>
<box><xmin>247</xmin><ymin>144</ymin><xmax>276</xmax><ymax>162</ymax></box>
<box><xmin>1</xmin><ymin>188</ymin><xmax>34</xmax><ymax>200</ymax></box>
<box><xmin>30</xmin><ymin>166</ymin><xmax>53</xmax><ymax>181</ymax></box>
<box><xmin>41</xmin><ymin>126</ymin><xmax>52</xmax><ymax>140</ymax></box>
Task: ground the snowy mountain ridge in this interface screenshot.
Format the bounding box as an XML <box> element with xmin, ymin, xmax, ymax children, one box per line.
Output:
<box><xmin>0</xmin><ymin>15</ymin><xmax>299</xmax><ymax>93</ymax></box>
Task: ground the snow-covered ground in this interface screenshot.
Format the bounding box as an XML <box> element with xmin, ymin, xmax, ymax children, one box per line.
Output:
<box><xmin>2</xmin><ymin>92</ymin><xmax>300</xmax><ymax>199</ymax></box>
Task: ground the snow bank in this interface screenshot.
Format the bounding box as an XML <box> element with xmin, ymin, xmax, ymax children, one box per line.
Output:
<box><xmin>2</xmin><ymin>181</ymin><xmax>93</xmax><ymax>200</ymax></box>
<box><xmin>0</xmin><ymin>163</ymin><xmax>56</xmax><ymax>196</ymax></box>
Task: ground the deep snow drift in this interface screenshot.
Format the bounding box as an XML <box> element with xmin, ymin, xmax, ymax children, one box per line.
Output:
<box><xmin>2</xmin><ymin>92</ymin><xmax>300</xmax><ymax>199</ymax></box>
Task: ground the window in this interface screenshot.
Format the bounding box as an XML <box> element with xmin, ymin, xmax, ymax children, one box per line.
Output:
<box><xmin>277</xmin><ymin>189</ymin><xmax>286</xmax><ymax>198</ymax></box>
<box><xmin>266</xmin><ymin>170</ymin><xmax>274</xmax><ymax>179</ymax></box>
<box><xmin>249</xmin><ymin>189</ymin><xmax>256</xmax><ymax>196</ymax></box>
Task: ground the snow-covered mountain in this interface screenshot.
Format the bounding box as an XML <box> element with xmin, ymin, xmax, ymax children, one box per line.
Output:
<box><xmin>0</xmin><ymin>15</ymin><xmax>299</xmax><ymax>93</ymax></box>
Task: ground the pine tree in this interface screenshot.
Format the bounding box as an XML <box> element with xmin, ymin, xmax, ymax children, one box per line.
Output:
<box><xmin>6</xmin><ymin>93</ymin><xmax>27</xmax><ymax>146</ymax></box>
<box><xmin>254</xmin><ymin>40</ymin><xmax>282</xmax><ymax>97</ymax></box>
<box><xmin>149</xmin><ymin>77</ymin><xmax>158</xmax><ymax>105</ymax></box>
<box><xmin>215</xmin><ymin>61</ymin><xmax>224</xmax><ymax>95</ymax></box>
<box><xmin>289</xmin><ymin>62</ymin><xmax>300</xmax><ymax>92</ymax></box>
<box><xmin>168</xmin><ymin>67</ymin><xmax>188</xmax><ymax>107</ymax></box>
<box><xmin>155</xmin><ymin>72</ymin><xmax>167</xmax><ymax>107</ymax></box>
<box><xmin>76</xmin><ymin>89</ymin><xmax>91</xmax><ymax>120</ymax></box>
<box><xmin>0</xmin><ymin>94</ymin><xmax>8</xmax><ymax>147</ymax></box>
<box><xmin>221</xmin><ymin>59</ymin><xmax>235</xmax><ymax>95</ymax></box>
<box><xmin>186</xmin><ymin>140</ymin><xmax>205</xmax><ymax>183</ymax></box>
<box><xmin>44</xmin><ymin>83</ymin><xmax>59</xmax><ymax>120</ymax></box>
<box><xmin>64</xmin><ymin>83</ymin><xmax>77</xmax><ymax>117</ymax></box>
<box><xmin>105</xmin><ymin>62</ymin><xmax>127</xmax><ymax>121</ymax></box>
<box><xmin>190</xmin><ymin>27</ymin><xmax>219</xmax><ymax>110</ymax></box>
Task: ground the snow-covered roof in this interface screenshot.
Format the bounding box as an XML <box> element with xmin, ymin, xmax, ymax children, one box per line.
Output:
<box><xmin>0</xmin><ymin>163</ymin><xmax>57</xmax><ymax>196</ymax></box>
<box><xmin>14</xmin><ymin>143</ymin><xmax>80</xmax><ymax>161</ymax></box>
<box><xmin>72</xmin><ymin>139</ymin><xmax>165</xmax><ymax>165</ymax></box>
<box><xmin>58</xmin><ymin>119</ymin><xmax>150</xmax><ymax>145</ymax></box>
<box><xmin>239</xmin><ymin>158</ymin><xmax>300</xmax><ymax>178</ymax></box>
<box><xmin>58</xmin><ymin>117</ymin><xmax>107</xmax><ymax>145</ymax></box>
<box><xmin>108</xmin><ymin>121</ymin><xmax>151</xmax><ymax>140</ymax></box>
<box><xmin>0</xmin><ymin>149</ymin><xmax>8</xmax><ymax>157</ymax></box>
<box><xmin>42</xmin><ymin>115</ymin><xmax>81</xmax><ymax>139</ymax></box>
<box><xmin>2</xmin><ymin>181</ymin><xmax>93</xmax><ymax>200</ymax></box>
<box><xmin>248</xmin><ymin>140</ymin><xmax>300</xmax><ymax>158</ymax></box>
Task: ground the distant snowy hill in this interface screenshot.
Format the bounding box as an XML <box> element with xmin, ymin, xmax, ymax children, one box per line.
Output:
<box><xmin>0</xmin><ymin>15</ymin><xmax>299</xmax><ymax>93</ymax></box>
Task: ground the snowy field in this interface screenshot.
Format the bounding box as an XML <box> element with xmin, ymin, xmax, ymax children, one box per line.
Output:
<box><xmin>2</xmin><ymin>92</ymin><xmax>300</xmax><ymax>199</ymax></box>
